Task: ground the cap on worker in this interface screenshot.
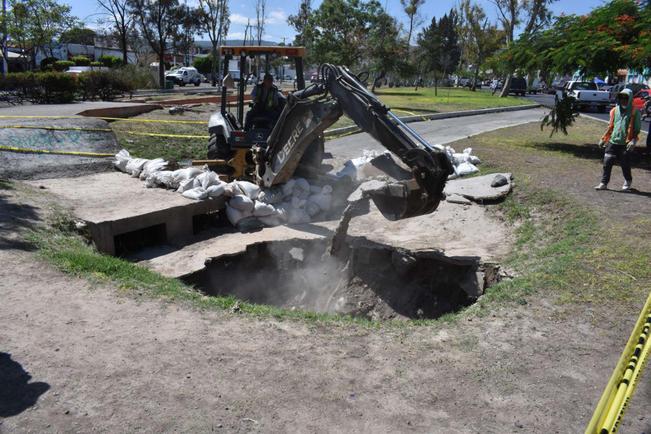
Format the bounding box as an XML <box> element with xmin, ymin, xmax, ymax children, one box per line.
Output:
<box><xmin>263</xmin><ymin>73</ymin><xmax>274</xmax><ymax>81</ymax></box>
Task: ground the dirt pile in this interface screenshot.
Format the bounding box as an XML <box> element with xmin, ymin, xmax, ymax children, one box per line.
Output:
<box><xmin>184</xmin><ymin>236</ymin><xmax>500</xmax><ymax>320</ymax></box>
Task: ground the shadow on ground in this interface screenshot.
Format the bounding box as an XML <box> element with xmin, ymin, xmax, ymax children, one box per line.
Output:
<box><xmin>0</xmin><ymin>180</ymin><xmax>40</xmax><ymax>251</ymax></box>
<box><xmin>536</xmin><ymin>142</ymin><xmax>651</xmax><ymax>171</ymax></box>
<box><xmin>0</xmin><ymin>352</ymin><xmax>50</xmax><ymax>417</ymax></box>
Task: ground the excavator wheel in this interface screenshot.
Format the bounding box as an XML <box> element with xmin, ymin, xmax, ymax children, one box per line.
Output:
<box><xmin>207</xmin><ymin>134</ymin><xmax>233</xmax><ymax>160</ymax></box>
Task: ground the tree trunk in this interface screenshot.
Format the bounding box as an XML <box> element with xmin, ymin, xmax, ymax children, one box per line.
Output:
<box><xmin>434</xmin><ymin>77</ymin><xmax>438</xmax><ymax>97</ymax></box>
<box><xmin>158</xmin><ymin>48</ymin><xmax>165</xmax><ymax>89</ymax></box>
<box><xmin>121</xmin><ymin>32</ymin><xmax>128</xmax><ymax>65</ymax></box>
<box><xmin>499</xmin><ymin>75</ymin><xmax>512</xmax><ymax>98</ymax></box>
<box><xmin>211</xmin><ymin>46</ymin><xmax>217</xmax><ymax>87</ymax></box>
<box><xmin>471</xmin><ymin>66</ymin><xmax>480</xmax><ymax>92</ymax></box>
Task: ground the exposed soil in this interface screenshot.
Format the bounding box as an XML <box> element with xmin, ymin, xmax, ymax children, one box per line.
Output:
<box><xmin>185</xmin><ymin>238</ymin><xmax>500</xmax><ymax>320</ymax></box>
<box><xmin>2</xmin><ymin>118</ymin><xmax>651</xmax><ymax>433</ymax></box>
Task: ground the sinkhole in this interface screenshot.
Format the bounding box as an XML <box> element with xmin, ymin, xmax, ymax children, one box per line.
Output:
<box><xmin>182</xmin><ymin>237</ymin><xmax>501</xmax><ymax>321</ymax></box>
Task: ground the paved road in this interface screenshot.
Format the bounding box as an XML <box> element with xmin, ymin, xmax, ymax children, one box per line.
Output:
<box><xmin>326</xmin><ymin>107</ymin><xmax>549</xmax><ymax>160</ymax></box>
<box><xmin>524</xmin><ymin>93</ymin><xmax>651</xmax><ymax>136</ymax></box>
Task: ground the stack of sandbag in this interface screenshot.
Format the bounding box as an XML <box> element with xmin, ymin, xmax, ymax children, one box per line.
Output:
<box><xmin>113</xmin><ymin>150</ymin><xmax>334</xmax><ymax>231</ymax></box>
<box><xmin>444</xmin><ymin>146</ymin><xmax>481</xmax><ymax>177</ymax></box>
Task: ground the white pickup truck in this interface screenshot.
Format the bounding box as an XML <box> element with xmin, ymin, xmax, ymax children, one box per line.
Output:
<box><xmin>561</xmin><ymin>81</ymin><xmax>610</xmax><ymax>112</ymax></box>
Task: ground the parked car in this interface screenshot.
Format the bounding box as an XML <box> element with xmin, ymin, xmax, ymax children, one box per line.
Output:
<box><xmin>562</xmin><ymin>81</ymin><xmax>610</xmax><ymax>112</ymax></box>
<box><xmin>165</xmin><ymin>66</ymin><xmax>201</xmax><ymax>87</ymax></box>
<box><xmin>549</xmin><ymin>78</ymin><xmax>568</xmax><ymax>94</ymax></box>
<box><xmin>609</xmin><ymin>82</ymin><xmax>650</xmax><ymax>103</ymax></box>
<box><xmin>528</xmin><ymin>79</ymin><xmax>544</xmax><ymax>94</ymax></box>
<box><xmin>633</xmin><ymin>90</ymin><xmax>650</xmax><ymax>118</ymax></box>
<box><xmin>506</xmin><ymin>77</ymin><xmax>527</xmax><ymax>96</ymax></box>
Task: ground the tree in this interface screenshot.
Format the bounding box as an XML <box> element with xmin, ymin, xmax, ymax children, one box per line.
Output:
<box><xmin>174</xmin><ymin>5</ymin><xmax>199</xmax><ymax>66</ymax></box>
<box><xmin>417</xmin><ymin>10</ymin><xmax>460</xmax><ymax>95</ymax></box>
<box><xmin>368</xmin><ymin>12</ymin><xmax>404</xmax><ymax>91</ymax></box>
<box><xmin>2</xmin><ymin>0</ymin><xmax>8</xmax><ymax>76</ymax></box>
<box><xmin>458</xmin><ymin>0</ymin><xmax>501</xmax><ymax>91</ymax></box>
<box><xmin>288</xmin><ymin>0</ymin><xmax>311</xmax><ymax>47</ymax></box>
<box><xmin>197</xmin><ymin>0</ymin><xmax>229</xmax><ymax>86</ymax></box>
<box><xmin>255</xmin><ymin>0</ymin><xmax>266</xmax><ymax>45</ymax></box>
<box><xmin>490</xmin><ymin>0</ymin><xmax>555</xmax><ymax>96</ymax></box>
<box><xmin>304</xmin><ymin>0</ymin><xmax>385</xmax><ymax>68</ymax></box>
<box><xmin>60</xmin><ymin>27</ymin><xmax>97</xmax><ymax>45</ymax></box>
<box><xmin>97</xmin><ymin>0</ymin><xmax>133</xmax><ymax>65</ymax></box>
<box><xmin>400</xmin><ymin>0</ymin><xmax>424</xmax><ymax>47</ymax></box>
<box><xmin>128</xmin><ymin>0</ymin><xmax>184</xmax><ymax>88</ymax></box>
<box><xmin>7</xmin><ymin>0</ymin><xmax>77</xmax><ymax>70</ymax></box>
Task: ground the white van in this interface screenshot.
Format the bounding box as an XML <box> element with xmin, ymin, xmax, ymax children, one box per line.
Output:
<box><xmin>165</xmin><ymin>67</ymin><xmax>202</xmax><ymax>87</ymax></box>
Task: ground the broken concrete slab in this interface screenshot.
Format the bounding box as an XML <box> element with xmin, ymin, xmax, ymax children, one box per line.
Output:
<box><xmin>139</xmin><ymin>221</ymin><xmax>337</xmax><ymax>279</ymax></box>
<box><xmin>446</xmin><ymin>193</ymin><xmax>472</xmax><ymax>205</ymax></box>
<box><xmin>444</xmin><ymin>173</ymin><xmax>513</xmax><ymax>203</ymax></box>
<box><xmin>26</xmin><ymin>172</ymin><xmax>224</xmax><ymax>255</ymax></box>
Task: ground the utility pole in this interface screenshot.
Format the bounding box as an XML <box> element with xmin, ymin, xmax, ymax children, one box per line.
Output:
<box><xmin>2</xmin><ymin>0</ymin><xmax>7</xmax><ymax>77</ymax></box>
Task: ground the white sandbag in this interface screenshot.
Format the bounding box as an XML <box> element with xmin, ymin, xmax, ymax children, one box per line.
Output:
<box><xmin>287</xmin><ymin>207</ymin><xmax>311</xmax><ymax>224</ymax></box>
<box><xmin>195</xmin><ymin>171</ymin><xmax>220</xmax><ymax>189</ymax></box>
<box><xmin>206</xmin><ymin>183</ymin><xmax>226</xmax><ymax>198</ymax></box>
<box><xmin>126</xmin><ymin>158</ymin><xmax>148</xmax><ymax>177</ymax></box>
<box><xmin>292</xmin><ymin>178</ymin><xmax>311</xmax><ymax>199</ymax></box>
<box><xmin>229</xmin><ymin>194</ymin><xmax>255</xmax><ymax>212</ymax></box>
<box><xmin>182</xmin><ymin>187</ymin><xmax>208</xmax><ymax>200</ymax></box>
<box><xmin>310</xmin><ymin>185</ymin><xmax>323</xmax><ymax>194</ymax></box>
<box><xmin>456</xmin><ymin>162</ymin><xmax>479</xmax><ymax>176</ymax></box>
<box><xmin>234</xmin><ymin>181</ymin><xmax>261</xmax><ymax>200</ymax></box>
<box><xmin>172</xmin><ymin>167</ymin><xmax>203</xmax><ymax>183</ymax></box>
<box><xmin>225</xmin><ymin>204</ymin><xmax>253</xmax><ymax>226</ymax></box>
<box><xmin>114</xmin><ymin>149</ymin><xmax>131</xmax><ymax>172</ymax></box>
<box><xmin>176</xmin><ymin>178</ymin><xmax>195</xmax><ymax>193</ymax></box>
<box><xmin>253</xmin><ymin>201</ymin><xmax>277</xmax><ymax>217</ymax></box>
<box><xmin>139</xmin><ymin>158</ymin><xmax>167</xmax><ymax>180</ymax></box>
<box><xmin>224</xmin><ymin>182</ymin><xmax>244</xmax><ymax>197</ymax></box>
<box><xmin>257</xmin><ymin>186</ymin><xmax>285</xmax><ymax>204</ymax></box>
<box><xmin>321</xmin><ymin>185</ymin><xmax>333</xmax><ymax>194</ymax></box>
<box><xmin>144</xmin><ymin>170</ymin><xmax>173</xmax><ymax>188</ymax></box>
<box><xmin>308</xmin><ymin>192</ymin><xmax>332</xmax><ymax>212</ymax></box>
<box><xmin>281</xmin><ymin>179</ymin><xmax>296</xmax><ymax>197</ymax></box>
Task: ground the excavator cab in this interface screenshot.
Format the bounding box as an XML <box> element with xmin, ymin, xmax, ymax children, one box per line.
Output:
<box><xmin>204</xmin><ymin>46</ymin><xmax>307</xmax><ymax>179</ymax></box>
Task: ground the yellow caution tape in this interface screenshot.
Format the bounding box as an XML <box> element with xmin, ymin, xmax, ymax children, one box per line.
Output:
<box><xmin>125</xmin><ymin>131</ymin><xmax>209</xmax><ymax>139</ymax></box>
<box><xmin>0</xmin><ymin>145</ymin><xmax>114</xmax><ymax>157</ymax></box>
<box><xmin>0</xmin><ymin>115</ymin><xmax>205</xmax><ymax>124</ymax></box>
<box><xmin>586</xmin><ymin>290</ymin><xmax>651</xmax><ymax>434</ymax></box>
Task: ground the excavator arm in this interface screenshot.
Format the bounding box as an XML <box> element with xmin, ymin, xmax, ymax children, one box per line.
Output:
<box><xmin>254</xmin><ymin>64</ymin><xmax>454</xmax><ymax>220</ymax></box>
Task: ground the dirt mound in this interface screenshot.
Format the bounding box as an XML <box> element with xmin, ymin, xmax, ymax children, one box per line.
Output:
<box><xmin>184</xmin><ymin>237</ymin><xmax>500</xmax><ymax>320</ymax></box>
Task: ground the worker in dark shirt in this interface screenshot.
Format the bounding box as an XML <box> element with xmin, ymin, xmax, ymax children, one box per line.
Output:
<box><xmin>245</xmin><ymin>73</ymin><xmax>286</xmax><ymax>130</ymax></box>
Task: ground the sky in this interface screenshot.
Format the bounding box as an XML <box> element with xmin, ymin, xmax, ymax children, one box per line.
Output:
<box><xmin>66</xmin><ymin>0</ymin><xmax>608</xmax><ymax>43</ymax></box>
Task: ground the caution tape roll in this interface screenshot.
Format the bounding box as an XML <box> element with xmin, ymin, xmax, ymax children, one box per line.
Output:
<box><xmin>586</xmin><ymin>290</ymin><xmax>651</xmax><ymax>434</ymax></box>
<box><xmin>0</xmin><ymin>145</ymin><xmax>114</xmax><ymax>157</ymax></box>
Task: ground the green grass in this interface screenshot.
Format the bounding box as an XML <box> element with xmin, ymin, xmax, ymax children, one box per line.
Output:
<box><xmin>375</xmin><ymin>87</ymin><xmax>530</xmax><ymax>113</ymax></box>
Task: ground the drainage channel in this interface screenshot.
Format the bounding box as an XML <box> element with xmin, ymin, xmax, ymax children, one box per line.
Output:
<box><xmin>182</xmin><ymin>237</ymin><xmax>501</xmax><ymax>321</ymax></box>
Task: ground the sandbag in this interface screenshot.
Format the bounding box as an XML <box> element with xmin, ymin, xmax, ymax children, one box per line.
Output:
<box><xmin>196</xmin><ymin>171</ymin><xmax>220</xmax><ymax>189</ymax></box>
<box><xmin>225</xmin><ymin>204</ymin><xmax>253</xmax><ymax>226</ymax></box>
<box><xmin>281</xmin><ymin>179</ymin><xmax>296</xmax><ymax>197</ymax></box>
<box><xmin>229</xmin><ymin>194</ymin><xmax>255</xmax><ymax>212</ymax></box>
<box><xmin>182</xmin><ymin>187</ymin><xmax>208</xmax><ymax>200</ymax></box>
<box><xmin>126</xmin><ymin>158</ymin><xmax>148</xmax><ymax>177</ymax></box>
<box><xmin>308</xmin><ymin>192</ymin><xmax>332</xmax><ymax>212</ymax></box>
<box><xmin>144</xmin><ymin>170</ymin><xmax>174</xmax><ymax>188</ymax></box>
<box><xmin>234</xmin><ymin>181</ymin><xmax>261</xmax><ymax>200</ymax></box>
<box><xmin>305</xmin><ymin>201</ymin><xmax>321</xmax><ymax>217</ymax></box>
<box><xmin>114</xmin><ymin>149</ymin><xmax>131</xmax><ymax>172</ymax></box>
<box><xmin>456</xmin><ymin>162</ymin><xmax>479</xmax><ymax>176</ymax></box>
<box><xmin>177</xmin><ymin>178</ymin><xmax>196</xmax><ymax>193</ymax></box>
<box><xmin>206</xmin><ymin>183</ymin><xmax>226</xmax><ymax>198</ymax></box>
<box><xmin>292</xmin><ymin>178</ymin><xmax>311</xmax><ymax>199</ymax></box>
<box><xmin>139</xmin><ymin>158</ymin><xmax>167</xmax><ymax>180</ymax></box>
<box><xmin>224</xmin><ymin>182</ymin><xmax>244</xmax><ymax>197</ymax></box>
<box><xmin>253</xmin><ymin>201</ymin><xmax>277</xmax><ymax>217</ymax></box>
<box><xmin>172</xmin><ymin>167</ymin><xmax>203</xmax><ymax>183</ymax></box>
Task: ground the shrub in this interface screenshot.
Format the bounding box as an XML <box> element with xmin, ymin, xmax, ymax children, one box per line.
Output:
<box><xmin>116</xmin><ymin>64</ymin><xmax>157</xmax><ymax>89</ymax></box>
<box><xmin>40</xmin><ymin>57</ymin><xmax>59</xmax><ymax>70</ymax></box>
<box><xmin>98</xmin><ymin>54</ymin><xmax>123</xmax><ymax>68</ymax></box>
<box><xmin>0</xmin><ymin>72</ymin><xmax>76</xmax><ymax>103</ymax></box>
<box><xmin>193</xmin><ymin>55</ymin><xmax>215</xmax><ymax>74</ymax></box>
<box><xmin>71</xmin><ymin>55</ymin><xmax>91</xmax><ymax>66</ymax></box>
<box><xmin>90</xmin><ymin>61</ymin><xmax>103</xmax><ymax>67</ymax></box>
<box><xmin>78</xmin><ymin>70</ymin><xmax>134</xmax><ymax>101</ymax></box>
<box><xmin>53</xmin><ymin>60</ymin><xmax>75</xmax><ymax>71</ymax></box>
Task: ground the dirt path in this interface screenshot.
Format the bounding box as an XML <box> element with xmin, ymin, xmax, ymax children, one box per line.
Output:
<box><xmin>1</xmin><ymin>182</ymin><xmax>650</xmax><ymax>433</ymax></box>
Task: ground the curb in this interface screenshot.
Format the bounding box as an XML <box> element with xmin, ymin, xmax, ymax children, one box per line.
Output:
<box><xmin>323</xmin><ymin>103</ymin><xmax>542</xmax><ymax>138</ymax></box>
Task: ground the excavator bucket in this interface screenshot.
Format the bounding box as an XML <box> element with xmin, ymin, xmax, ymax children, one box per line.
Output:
<box><xmin>367</xmin><ymin>181</ymin><xmax>442</xmax><ymax>221</ymax></box>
